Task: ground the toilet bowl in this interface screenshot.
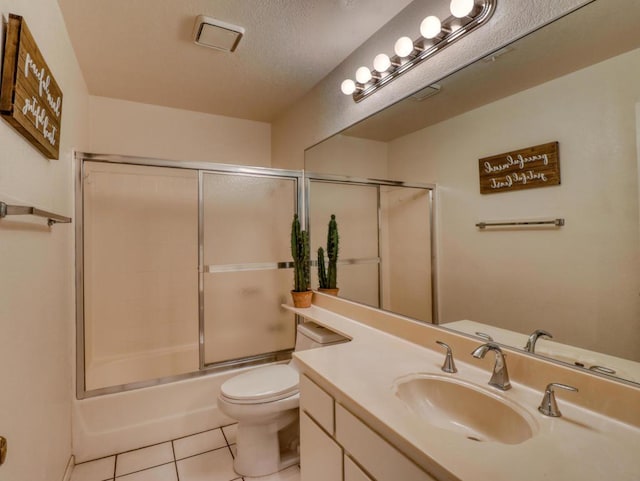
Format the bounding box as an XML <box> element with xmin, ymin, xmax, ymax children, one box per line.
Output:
<box><xmin>217</xmin><ymin>321</ymin><xmax>346</xmax><ymax>477</ymax></box>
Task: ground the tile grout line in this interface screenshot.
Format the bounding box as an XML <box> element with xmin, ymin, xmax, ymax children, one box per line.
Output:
<box><xmin>176</xmin><ymin>445</ymin><xmax>230</xmax><ymax>463</ymax></box>
<box><xmin>220</xmin><ymin>426</ymin><xmax>236</xmax><ymax>460</ymax></box>
<box><xmin>80</xmin><ymin>425</ymin><xmax>241</xmax><ymax>480</ymax></box>
<box><xmin>74</xmin><ymin>453</ymin><xmax>117</xmax><ymax>466</ymax></box>
<box><xmin>220</xmin><ymin>426</ymin><xmax>231</xmax><ymax>446</ymax></box>
<box><xmin>171</xmin><ymin>439</ymin><xmax>180</xmax><ymax>481</ymax></box>
<box><xmin>113</xmin><ymin>461</ymin><xmax>176</xmax><ymax>479</ymax></box>
<box><xmin>83</xmin><ymin>425</ymin><xmax>236</xmax><ymax>466</ymax></box>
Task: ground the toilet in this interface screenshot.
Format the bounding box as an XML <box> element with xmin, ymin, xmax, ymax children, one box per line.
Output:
<box><xmin>217</xmin><ymin>321</ymin><xmax>346</xmax><ymax>477</ymax></box>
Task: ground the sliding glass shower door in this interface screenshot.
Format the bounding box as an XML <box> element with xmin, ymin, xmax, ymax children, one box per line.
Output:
<box><xmin>201</xmin><ymin>172</ymin><xmax>298</xmax><ymax>366</ymax></box>
<box><xmin>82</xmin><ymin>161</ymin><xmax>200</xmax><ymax>391</ymax></box>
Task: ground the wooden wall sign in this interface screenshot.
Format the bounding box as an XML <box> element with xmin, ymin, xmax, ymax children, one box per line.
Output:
<box><xmin>1</xmin><ymin>14</ymin><xmax>63</xmax><ymax>159</ymax></box>
<box><xmin>478</xmin><ymin>142</ymin><xmax>560</xmax><ymax>194</ymax></box>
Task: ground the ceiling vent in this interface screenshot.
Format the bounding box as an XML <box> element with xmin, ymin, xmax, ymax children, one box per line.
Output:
<box><xmin>410</xmin><ymin>84</ymin><xmax>441</xmax><ymax>101</ymax></box>
<box><xmin>192</xmin><ymin>15</ymin><xmax>244</xmax><ymax>53</ymax></box>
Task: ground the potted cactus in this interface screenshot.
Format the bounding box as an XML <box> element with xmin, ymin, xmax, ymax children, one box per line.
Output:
<box><xmin>317</xmin><ymin>214</ymin><xmax>339</xmax><ymax>296</ymax></box>
<box><xmin>290</xmin><ymin>213</ymin><xmax>312</xmax><ymax>308</ymax></box>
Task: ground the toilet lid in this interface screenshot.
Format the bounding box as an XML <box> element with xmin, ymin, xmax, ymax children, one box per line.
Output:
<box><xmin>220</xmin><ymin>364</ymin><xmax>299</xmax><ymax>403</ymax></box>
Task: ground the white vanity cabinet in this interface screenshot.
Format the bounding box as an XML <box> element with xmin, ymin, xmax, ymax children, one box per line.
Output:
<box><xmin>300</xmin><ymin>374</ymin><xmax>438</xmax><ymax>481</ymax></box>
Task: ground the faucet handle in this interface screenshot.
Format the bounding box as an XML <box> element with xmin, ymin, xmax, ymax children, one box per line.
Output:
<box><xmin>538</xmin><ymin>383</ymin><xmax>578</xmax><ymax>417</ymax></box>
<box><xmin>435</xmin><ymin>341</ymin><xmax>457</xmax><ymax>373</ymax></box>
<box><xmin>589</xmin><ymin>365</ymin><xmax>616</xmax><ymax>375</ymax></box>
<box><xmin>475</xmin><ymin>331</ymin><xmax>494</xmax><ymax>342</ymax></box>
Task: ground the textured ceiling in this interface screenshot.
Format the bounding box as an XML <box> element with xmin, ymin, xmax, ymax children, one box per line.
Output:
<box><xmin>57</xmin><ymin>0</ymin><xmax>414</xmax><ymax>122</ymax></box>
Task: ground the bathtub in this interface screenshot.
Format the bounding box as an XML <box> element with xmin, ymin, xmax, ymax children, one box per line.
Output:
<box><xmin>72</xmin><ymin>370</ymin><xmax>238</xmax><ymax>462</ymax></box>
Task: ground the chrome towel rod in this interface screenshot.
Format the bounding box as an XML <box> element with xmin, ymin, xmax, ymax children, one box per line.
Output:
<box><xmin>476</xmin><ymin>218</ymin><xmax>565</xmax><ymax>229</ymax></box>
<box><xmin>0</xmin><ymin>201</ymin><xmax>72</xmax><ymax>226</ymax></box>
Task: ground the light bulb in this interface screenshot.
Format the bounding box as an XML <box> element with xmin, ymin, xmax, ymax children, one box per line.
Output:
<box><xmin>355</xmin><ymin>66</ymin><xmax>372</xmax><ymax>84</ymax></box>
<box><xmin>394</xmin><ymin>36</ymin><xmax>414</xmax><ymax>58</ymax></box>
<box><xmin>373</xmin><ymin>53</ymin><xmax>391</xmax><ymax>73</ymax></box>
<box><xmin>341</xmin><ymin>79</ymin><xmax>356</xmax><ymax>95</ymax></box>
<box><xmin>450</xmin><ymin>0</ymin><xmax>475</xmax><ymax>18</ymax></box>
<box><xmin>420</xmin><ymin>16</ymin><xmax>442</xmax><ymax>39</ymax></box>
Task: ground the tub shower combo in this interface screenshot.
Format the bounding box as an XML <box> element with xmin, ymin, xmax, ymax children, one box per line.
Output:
<box><xmin>73</xmin><ymin>153</ymin><xmax>435</xmax><ymax>461</ymax></box>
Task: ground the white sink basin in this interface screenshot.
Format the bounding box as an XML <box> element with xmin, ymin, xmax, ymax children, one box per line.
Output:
<box><xmin>393</xmin><ymin>374</ymin><xmax>536</xmax><ymax>445</ymax></box>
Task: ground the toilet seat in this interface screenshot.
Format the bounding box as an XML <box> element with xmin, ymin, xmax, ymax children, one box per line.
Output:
<box><xmin>220</xmin><ymin>364</ymin><xmax>299</xmax><ymax>404</ymax></box>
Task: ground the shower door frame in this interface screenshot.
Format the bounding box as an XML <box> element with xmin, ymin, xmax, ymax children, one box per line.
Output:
<box><xmin>75</xmin><ymin>153</ymin><xmax>304</xmax><ymax>399</ymax></box>
<box><xmin>304</xmin><ymin>172</ymin><xmax>439</xmax><ymax>325</ymax></box>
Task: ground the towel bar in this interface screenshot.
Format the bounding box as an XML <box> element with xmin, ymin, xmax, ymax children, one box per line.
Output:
<box><xmin>476</xmin><ymin>218</ymin><xmax>564</xmax><ymax>229</ymax></box>
<box><xmin>0</xmin><ymin>201</ymin><xmax>72</xmax><ymax>226</ymax></box>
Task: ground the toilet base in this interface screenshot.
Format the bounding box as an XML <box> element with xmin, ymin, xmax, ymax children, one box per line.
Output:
<box><xmin>233</xmin><ymin>408</ymin><xmax>300</xmax><ymax>477</ymax></box>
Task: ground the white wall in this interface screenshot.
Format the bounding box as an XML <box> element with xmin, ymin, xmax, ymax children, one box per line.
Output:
<box><xmin>89</xmin><ymin>96</ymin><xmax>272</xmax><ymax>167</ymax></box>
<box><xmin>388</xmin><ymin>48</ymin><xmax>640</xmax><ymax>360</ymax></box>
<box><xmin>0</xmin><ymin>3</ymin><xmax>89</xmax><ymax>481</ymax></box>
<box><xmin>271</xmin><ymin>0</ymin><xmax>591</xmax><ymax>170</ymax></box>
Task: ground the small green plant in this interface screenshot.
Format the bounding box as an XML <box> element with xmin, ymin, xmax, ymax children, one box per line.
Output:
<box><xmin>291</xmin><ymin>213</ymin><xmax>310</xmax><ymax>292</ymax></box>
<box><xmin>318</xmin><ymin>214</ymin><xmax>339</xmax><ymax>289</ymax></box>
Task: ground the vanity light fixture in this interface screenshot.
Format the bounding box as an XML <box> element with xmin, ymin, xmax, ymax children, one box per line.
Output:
<box><xmin>341</xmin><ymin>0</ymin><xmax>496</xmax><ymax>102</ymax></box>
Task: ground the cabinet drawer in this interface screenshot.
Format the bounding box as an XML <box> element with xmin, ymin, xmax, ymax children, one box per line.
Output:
<box><xmin>300</xmin><ymin>374</ymin><xmax>334</xmax><ymax>434</ymax></box>
<box><xmin>300</xmin><ymin>412</ymin><xmax>342</xmax><ymax>481</ymax></box>
<box><xmin>336</xmin><ymin>404</ymin><xmax>437</xmax><ymax>481</ymax></box>
<box><xmin>345</xmin><ymin>455</ymin><xmax>374</xmax><ymax>481</ymax></box>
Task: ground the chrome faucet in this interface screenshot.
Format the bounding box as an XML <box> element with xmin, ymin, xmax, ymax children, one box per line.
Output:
<box><xmin>524</xmin><ymin>329</ymin><xmax>553</xmax><ymax>353</ymax></box>
<box><xmin>435</xmin><ymin>341</ymin><xmax>457</xmax><ymax>373</ymax></box>
<box><xmin>471</xmin><ymin>342</ymin><xmax>511</xmax><ymax>390</ymax></box>
<box><xmin>538</xmin><ymin>383</ymin><xmax>578</xmax><ymax>417</ymax></box>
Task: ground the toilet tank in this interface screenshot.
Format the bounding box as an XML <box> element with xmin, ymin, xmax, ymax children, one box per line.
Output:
<box><xmin>295</xmin><ymin>321</ymin><xmax>347</xmax><ymax>351</ymax></box>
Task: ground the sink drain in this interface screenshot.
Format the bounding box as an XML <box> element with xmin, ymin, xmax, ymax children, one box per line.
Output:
<box><xmin>467</xmin><ymin>436</ymin><xmax>483</xmax><ymax>442</ymax></box>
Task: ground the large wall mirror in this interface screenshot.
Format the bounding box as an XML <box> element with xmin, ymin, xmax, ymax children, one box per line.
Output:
<box><xmin>305</xmin><ymin>0</ymin><xmax>640</xmax><ymax>385</ymax></box>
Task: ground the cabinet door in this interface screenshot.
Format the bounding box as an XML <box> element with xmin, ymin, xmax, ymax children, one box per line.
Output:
<box><xmin>336</xmin><ymin>404</ymin><xmax>437</xmax><ymax>481</ymax></box>
<box><xmin>300</xmin><ymin>375</ymin><xmax>334</xmax><ymax>434</ymax></box>
<box><xmin>345</xmin><ymin>455</ymin><xmax>374</xmax><ymax>481</ymax></box>
<box><xmin>300</xmin><ymin>412</ymin><xmax>342</xmax><ymax>481</ymax></box>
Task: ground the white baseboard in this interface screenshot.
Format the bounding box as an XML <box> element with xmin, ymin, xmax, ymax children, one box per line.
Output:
<box><xmin>62</xmin><ymin>455</ymin><xmax>75</xmax><ymax>481</ymax></box>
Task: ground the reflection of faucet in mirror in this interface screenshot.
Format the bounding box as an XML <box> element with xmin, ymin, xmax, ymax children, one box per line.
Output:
<box><xmin>588</xmin><ymin>365</ymin><xmax>616</xmax><ymax>376</ymax></box>
<box><xmin>475</xmin><ymin>332</ymin><xmax>494</xmax><ymax>342</ymax></box>
<box><xmin>471</xmin><ymin>343</ymin><xmax>511</xmax><ymax>391</ymax></box>
<box><xmin>524</xmin><ymin>329</ymin><xmax>553</xmax><ymax>353</ymax></box>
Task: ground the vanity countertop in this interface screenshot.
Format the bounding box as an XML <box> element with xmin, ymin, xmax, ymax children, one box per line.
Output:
<box><xmin>285</xmin><ymin>304</ymin><xmax>640</xmax><ymax>481</ymax></box>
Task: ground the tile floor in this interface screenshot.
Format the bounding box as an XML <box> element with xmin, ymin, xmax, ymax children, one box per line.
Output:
<box><xmin>70</xmin><ymin>424</ymin><xmax>300</xmax><ymax>481</ymax></box>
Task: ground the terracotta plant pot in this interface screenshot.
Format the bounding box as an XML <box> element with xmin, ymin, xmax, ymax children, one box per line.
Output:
<box><xmin>291</xmin><ymin>290</ymin><xmax>313</xmax><ymax>308</ymax></box>
<box><xmin>317</xmin><ymin>288</ymin><xmax>339</xmax><ymax>296</ymax></box>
